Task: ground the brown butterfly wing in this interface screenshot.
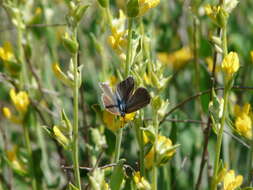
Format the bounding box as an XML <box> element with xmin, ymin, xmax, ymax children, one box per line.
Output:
<box><xmin>125</xmin><ymin>87</ymin><xmax>151</xmax><ymax>113</ymax></box>
<box><xmin>116</xmin><ymin>76</ymin><xmax>134</xmax><ymax>102</ymax></box>
<box><xmin>102</xmin><ymin>94</ymin><xmax>120</xmax><ymax>115</ymax></box>
<box><xmin>100</xmin><ymin>82</ymin><xmax>120</xmax><ymax>115</ymax></box>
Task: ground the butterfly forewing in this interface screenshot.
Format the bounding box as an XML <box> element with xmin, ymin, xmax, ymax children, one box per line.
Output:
<box><xmin>116</xmin><ymin>76</ymin><xmax>135</xmax><ymax>102</ymax></box>
<box><xmin>102</xmin><ymin>94</ymin><xmax>120</xmax><ymax>115</ymax></box>
<box><xmin>125</xmin><ymin>87</ymin><xmax>151</xmax><ymax>113</ymax></box>
<box><xmin>100</xmin><ymin>83</ymin><xmax>117</xmax><ymax>103</ymax></box>
<box><xmin>100</xmin><ymin>83</ymin><xmax>120</xmax><ymax>115</ymax></box>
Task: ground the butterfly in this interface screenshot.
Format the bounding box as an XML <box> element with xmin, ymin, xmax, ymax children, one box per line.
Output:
<box><xmin>100</xmin><ymin>76</ymin><xmax>151</xmax><ymax>117</ymax></box>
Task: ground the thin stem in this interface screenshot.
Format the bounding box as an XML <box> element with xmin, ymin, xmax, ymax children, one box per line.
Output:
<box><xmin>248</xmin><ymin>139</ymin><xmax>253</xmax><ymax>185</ymax></box>
<box><xmin>105</xmin><ymin>6</ymin><xmax>113</xmax><ymax>29</ymax></box>
<box><xmin>152</xmin><ymin>113</ymin><xmax>159</xmax><ymax>190</ymax></box>
<box><xmin>211</xmin><ymin>88</ymin><xmax>229</xmax><ymax>190</ymax></box>
<box><xmin>113</xmin><ymin>17</ymin><xmax>134</xmax><ymax>163</ymax></box>
<box><xmin>125</xmin><ymin>18</ymin><xmax>133</xmax><ymax>78</ymax></box>
<box><xmin>139</xmin><ymin>18</ymin><xmax>151</xmax><ymax>74</ymax></box>
<box><xmin>114</xmin><ymin>128</ymin><xmax>123</xmax><ymax>162</ymax></box>
<box><xmin>72</xmin><ymin>28</ymin><xmax>82</xmax><ymax>189</ymax></box>
<box><xmin>16</xmin><ymin>23</ymin><xmax>28</xmax><ymax>89</ymax></box>
<box><xmin>211</xmin><ymin>22</ymin><xmax>228</xmax><ymax>190</ymax></box>
<box><xmin>133</xmin><ymin>116</ymin><xmax>145</xmax><ymax>176</ymax></box>
<box><xmin>23</xmin><ymin>124</ymin><xmax>37</xmax><ymax>190</ymax></box>
<box><xmin>139</xmin><ymin>123</ymin><xmax>145</xmax><ymax>176</ymax></box>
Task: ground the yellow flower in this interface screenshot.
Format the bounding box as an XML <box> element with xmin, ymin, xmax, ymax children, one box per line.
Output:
<box><xmin>103</xmin><ymin>110</ymin><xmax>135</xmax><ymax>132</ymax></box>
<box><xmin>250</xmin><ymin>51</ymin><xmax>253</xmax><ymax>63</ymax></box>
<box><xmin>52</xmin><ymin>62</ymin><xmax>74</xmax><ymax>87</ymax></box>
<box><xmin>133</xmin><ymin>171</ymin><xmax>151</xmax><ymax>190</ymax></box>
<box><xmin>205</xmin><ymin>4</ymin><xmax>220</xmax><ymax>18</ymax></box>
<box><xmin>223</xmin><ymin>170</ymin><xmax>243</xmax><ymax>190</ymax></box>
<box><xmin>138</xmin><ymin>0</ymin><xmax>160</xmax><ymax>16</ymax></box>
<box><xmin>235</xmin><ymin>114</ymin><xmax>252</xmax><ymax>139</ymax></box>
<box><xmin>0</xmin><ymin>42</ymin><xmax>14</xmax><ymax>61</ymax></box>
<box><xmin>221</xmin><ymin>52</ymin><xmax>239</xmax><ymax>80</ymax></box>
<box><xmin>109</xmin><ymin>75</ymin><xmax>118</xmax><ymax>87</ymax></box>
<box><xmin>206</xmin><ymin>56</ymin><xmax>221</xmax><ymax>73</ymax></box>
<box><xmin>53</xmin><ymin>126</ymin><xmax>70</xmax><ymax>148</ymax></box>
<box><xmin>204</xmin><ymin>4</ymin><xmax>227</xmax><ymax>27</ymax></box>
<box><xmin>2</xmin><ymin>107</ymin><xmax>11</xmax><ymax>119</ymax></box>
<box><xmin>234</xmin><ymin>103</ymin><xmax>252</xmax><ymax>139</ymax></box>
<box><xmin>145</xmin><ymin>135</ymin><xmax>176</xmax><ymax>169</ymax></box>
<box><xmin>157</xmin><ymin>47</ymin><xmax>193</xmax><ymax>70</ymax></box>
<box><xmin>216</xmin><ymin>164</ymin><xmax>228</xmax><ymax>184</ymax></box>
<box><xmin>10</xmin><ymin>88</ymin><xmax>30</xmax><ymax>114</ymax></box>
<box><xmin>7</xmin><ymin>146</ymin><xmax>26</xmax><ymax>174</ymax></box>
<box><xmin>2</xmin><ymin>107</ymin><xmax>22</xmax><ymax>124</ymax></box>
<box><xmin>107</xmin><ymin>10</ymin><xmax>127</xmax><ymax>60</ymax></box>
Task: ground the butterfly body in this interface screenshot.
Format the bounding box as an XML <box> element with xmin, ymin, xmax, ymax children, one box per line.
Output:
<box><xmin>100</xmin><ymin>76</ymin><xmax>151</xmax><ymax>117</ymax></box>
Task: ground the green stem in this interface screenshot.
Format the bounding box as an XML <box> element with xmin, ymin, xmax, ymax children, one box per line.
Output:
<box><xmin>114</xmin><ymin>128</ymin><xmax>123</xmax><ymax>162</ymax></box>
<box><xmin>23</xmin><ymin>124</ymin><xmax>37</xmax><ymax>190</ymax></box>
<box><xmin>248</xmin><ymin>139</ymin><xmax>253</xmax><ymax>185</ymax></box>
<box><xmin>125</xmin><ymin>18</ymin><xmax>133</xmax><ymax>78</ymax></box>
<box><xmin>222</xmin><ymin>26</ymin><xmax>228</xmax><ymax>56</ymax></box>
<box><xmin>139</xmin><ymin>125</ymin><xmax>145</xmax><ymax>176</ymax></box>
<box><xmin>211</xmin><ymin>18</ymin><xmax>228</xmax><ymax>189</ymax></box>
<box><xmin>16</xmin><ymin>19</ymin><xmax>28</xmax><ymax>90</ymax></box>
<box><xmin>113</xmin><ymin>17</ymin><xmax>134</xmax><ymax>164</ymax></box>
<box><xmin>105</xmin><ymin>6</ymin><xmax>113</xmax><ymax>29</ymax></box>
<box><xmin>211</xmin><ymin>88</ymin><xmax>229</xmax><ymax>190</ymax></box>
<box><xmin>72</xmin><ymin>28</ymin><xmax>82</xmax><ymax>189</ymax></box>
<box><xmin>134</xmin><ymin>116</ymin><xmax>145</xmax><ymax>176</ymax></box>
<box><xmin>152</xmin><ymin>112</ymin><xmax>159</xmax><ymax>190</ymax></box>
<box><xmin>139</xmin><ymin>19</ymin><xmax>151</xmax><ymax>75</ymax></box>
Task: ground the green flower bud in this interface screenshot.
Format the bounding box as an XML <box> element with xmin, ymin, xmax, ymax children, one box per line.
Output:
<box><xmin>74</xmin><ymin>4</ymin><xmax>89</xmax><ymax>24</ymax></box>
<box><xmin>126</xmin><ymin>0</ymin><xmax>139</xmax><ymax>17</ymax></box>
<box><xmin>62</xmin><ymin>33</ymin><xmax>79</xmax><ymax>54</ymax></box>
<box><xmin>217</xmin><ymin>7</ymin><xmax>228</xmax><ymax>28</ymax></box>
<box><xmin>97</xmin><ymin>0</ymin><xmax>109</xmax><ymax>8</ymax></box>
<box><xmin>151</xmin><ymin>96</ymin><xmax>162</xmax><ymax>111</ymax></box>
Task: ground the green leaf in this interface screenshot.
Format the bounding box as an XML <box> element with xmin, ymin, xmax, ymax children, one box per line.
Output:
<box><xmin>109</xmin><ymin>159</ymin><xmax>125</xmax><ymax>190</ymax></box>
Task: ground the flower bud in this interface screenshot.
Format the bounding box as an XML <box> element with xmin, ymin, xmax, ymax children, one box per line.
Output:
<box><xmin>126</xmin><ymin>0</ymin><xmax>139</xmax><ymax>17</ymax></box>
<box><xmin>62</xmin><ymin>33</ymin><xmax>78</xmax><ymax>54</ymax></box>
<box><xmin>53</xmin><ymin>125</ymin><xmax>70</xmax><ymax>149</ymax></box>
<box><xmin>97</xmin><ymin>0</ymin><xmax>109</xmax><ymax>8</ymax></box>
<box><xmin>74</xmin><ymin>4</ymin><xmax>89</xmax><ymax>23</ymax></box>
<box><xmin>52</xmin><ymin>63</ymin><xmax>74</xmax><ymax>87</ymax></box>
<box><xmin>221</xmin><ymin>52</ymin><xmax>239</xmax><ymax>80</ymax></box>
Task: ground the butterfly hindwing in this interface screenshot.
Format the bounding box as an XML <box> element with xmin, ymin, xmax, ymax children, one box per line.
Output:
<box><xmin>125</xmin><ymin>87</ymin><xmax>151</xmax><ymax>113</ymax></box>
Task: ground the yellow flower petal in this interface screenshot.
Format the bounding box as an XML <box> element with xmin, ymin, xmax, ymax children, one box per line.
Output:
<box><xmin>9</xmin><ymin>88</ymin><xmax>30</xmax><ymax>114</ymax></box>
<box><xmin>223</xmin><ymin>170</ymin><xmax>243</xmax><ymax>190</ymax></box>
<box><xmin>221</xmin><ymin>52</ymin><xmax>240</xmax><ymax>79</ymax></box>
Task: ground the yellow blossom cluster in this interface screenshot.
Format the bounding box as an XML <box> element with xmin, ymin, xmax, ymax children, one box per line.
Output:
<box><xmin>234</xmin><ymin>103</ymin><xmax>252</xmax><ymax>139</ymax></box>
<box><xmin>107</xmin><ymin>10</ymin><xmax>128</xmax><ymax>61</ymax></box>
<box><xmin>0</xmin><ymin>42</ymin><xmax>20</xmax><ymax>76</ymax></box>
<box><xmin>138</xmin><ymin>0</ymin><xmax>160</xmax><ymax>16</ymax></box>
<box><xmin>133</xmin><ymin>171</ymin><xmax>151</xmax><ymax>190</ymax></box>
<box><xmin>103</xmin><ymin>110</ymin><xmax>135</xmax><ymax>132</ymax></box>
<box><xmin>144</xmin><ymin>135</ymin><xmax>176</xmax><ymax>169</ymax></box>
<box><xmin>223</xmin><ymin>170</ymin><xmax>243</xmax><ymax>190</ymax></box>
<box><xmin>221</xmin><ymin>52</ymin><xmax>239</xmax><ymax>80</ymax></box>
<box><xmin>2</xmin><ymin>88</ymin><xmax>29</xmax><ymax>124</ymax></box>
<box><xmin>157</xmin><ymin>47</ymin><xmax>193</xmax><ymax>70</ymax></box>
